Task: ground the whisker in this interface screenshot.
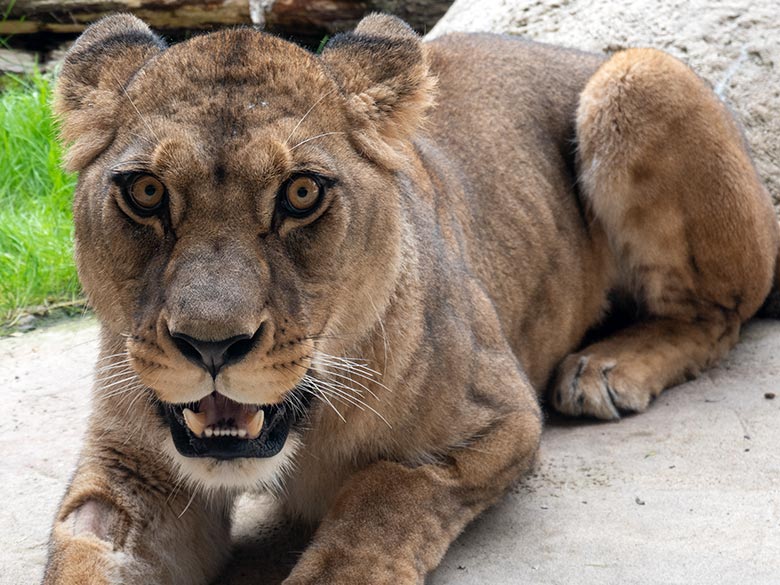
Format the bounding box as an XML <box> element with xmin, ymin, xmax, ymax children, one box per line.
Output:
<box><xmin>307</xmin><ymin>376</ymin><xmax>366</xmax><ymax>409</ymax></box>
<box><xmin>284</xmin><ymin>88</ymin><xmax>338</xmax><ymax>145</ymax></box>
<box><xmin>289</xmin><ymin>131</ymin><xmax>346</xmax><ymax>151</ymax></box>
<box><xmin>98</xmin><ymin>374</ymin><xmax>144</xmax><ymax>392</ymax></box>
<box><xmin>314</xmin><ymin>356</ymin><xmax>392</xmax><ymax>394</ymax></box>
<box><xmin>304</xmin><ymin>374</ymin><xmax>391</xmax><ymax>428</ymax></box>
<box><xmin>121</xmin><ymin>393</ymin><xmax>153</xmax><ymax>444</ymax></box>
<box><xmin>109</xmin><ymin>68</ymin><xmax>161</xmax><ymax>144</ymax></box>
<box><xmin>94</xmin><ymin>368</ymin><xmax>136</xmax><ymax>384</ymax></box>
<box><xmin>177</xmin><ymin>490</ymin><xmax>198</xmax><ymax>519</ymax></box>
<box><xmin>314</xmin><ymin>355</ymin><xmax>381</xmax><ymax>380</ymax></box>
<box><xmin>298</xmin><ymin>378</ymin><xmax>346</xmax><ymax>423</ymax></box>
<box><xmin>311</xmin><ymin>365</ymin><xmax>380</xmax><ymax>401</ymax></box>
<box><xmin>94</xmin><ymin>360</ymin><xmax>132</xmax><ymax>373</ymax></box>
<box><xmin>55</xmin><ymin>333</ymin><xmax>101</xmax><ymax>353</ymax></box>
<box><xmin>166</xmin><ymin>471</ymin><xmax>187</xmax><ymax>506</ymax></box>
<box><xmin>315</xmin><ymin>352</ymin><xmax>380</xmax><ymax>374</ymax></box>
<box><xmin>96</xmin><ymin>365</ymin><xmax>156</xmax><ymax>399</ymax></box>
<box><xmin>303</xmin><ymin>382</ymin><xmax>361</xmax><ymax>416</ymax></box>
<box><xmin>101</xmin><ymin>384</ymin><xmax>146</xmax><ymax>400</ymax></box>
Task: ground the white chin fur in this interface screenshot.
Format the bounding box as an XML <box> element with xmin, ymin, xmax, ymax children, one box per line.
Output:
<box><xmin>162</xmin><ymin>433</ymin><xmax>299</xmax><ymax>493</ymax></box>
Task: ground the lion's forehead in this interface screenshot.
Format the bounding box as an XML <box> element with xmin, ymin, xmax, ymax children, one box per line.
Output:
<box><xmin>112</xmin><ymin>33</ymin><xmax>345</xmax><ymax>188</ymax></box>
<box><xmin>124</xmin><ymin>29</ymin><xmax>338</xmax><ymax>124</ymax></box>
<box><xmin>122</xmin><ymin>121</ymin><xmax>293</xmax><ymax>181</ymax></box>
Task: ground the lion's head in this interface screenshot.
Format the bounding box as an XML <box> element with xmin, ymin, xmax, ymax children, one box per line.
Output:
<box><xmin>55</xmin><ymin>14</ymin><xmax>434</xmax><ymax>489</ymax></box>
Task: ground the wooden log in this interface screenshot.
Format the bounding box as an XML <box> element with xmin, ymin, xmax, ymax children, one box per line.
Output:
<box><xmin>1</xmin><ymin>0</ymin><xmax>453</xmax><ymax>70</ymax></box>
<box><xmin>0</xmin><ymin>0</ymin><xmax>252</xmax><ymax>35</ymax></box>
<box><xmin>0</xmin><ymin>48</ymin><xmax>39</xmax><ymax>74</ymax></box>
<box><xmin>2</xmin><ymin>0</ymin><xmax>452</xmax><ymax>38</ymax></box>
<box><xmin>252</xmin><ymin>0</ymin><xmax>453</xmax><ymax>41</ymax></box>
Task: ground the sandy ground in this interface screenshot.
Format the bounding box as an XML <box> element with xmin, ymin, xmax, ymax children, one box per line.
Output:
<box><xmin>2</xmin><ymin>316</ymin><xmax>779</xmax><ymax>584</ymax></box>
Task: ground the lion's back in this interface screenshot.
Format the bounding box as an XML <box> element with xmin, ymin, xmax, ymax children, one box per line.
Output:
<box><xmin>418</xmin><ymin>34</ymin><xmax>607</xmax><ymax>387</ymax></box>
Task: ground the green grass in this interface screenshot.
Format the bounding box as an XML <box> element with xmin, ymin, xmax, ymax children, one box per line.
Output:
<box><xmin>0</xmin><ymin>70</ymin><xmax>80</xmax><ymax>324</ymax></box>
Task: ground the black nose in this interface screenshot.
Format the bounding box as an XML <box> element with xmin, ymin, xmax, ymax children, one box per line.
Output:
<box><xmin>170</xmin><ymin>330</ymin><xmax>258</xmax><ymax>377</ymax></box>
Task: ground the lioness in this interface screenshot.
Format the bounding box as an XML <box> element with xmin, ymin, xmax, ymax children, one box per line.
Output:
<box><xmin>43</xmin><ymin>12</ymin><xmax>779</xmax><ymax>584</ymax></box>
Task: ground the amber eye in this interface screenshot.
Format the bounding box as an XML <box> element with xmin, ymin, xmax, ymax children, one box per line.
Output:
<box><xmin>283</xmin><ymin>175</ymin><xmax>323</xmax><ymax>216</ymax></box>
<box><xmin>128</xmin><ymin>175</ymin><xmax>166</xmax><ymax>213</ymax></box>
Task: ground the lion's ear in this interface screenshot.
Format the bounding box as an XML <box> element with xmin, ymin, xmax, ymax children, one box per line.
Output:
<box><xmin>321</xmin><ymin>14</ymin><xmax>436</xmax><ymax>167</ymax></box>
<box><xmin>54</xmin><ymin>14</ymin><xmax>166</xmax><ymax>171</ymax></box>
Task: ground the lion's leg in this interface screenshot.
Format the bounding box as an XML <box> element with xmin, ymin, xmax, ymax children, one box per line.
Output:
<box><xmin>552</xmin><ymin>48</ymin><xmax>778</xmax><ymax>420</ymax></box>
<box><xmin>43</xmin><ymin>418</ymin><xmax>233</xmax><ymax>585</ymax></box>
<box><xmin>283</xmin><ymin>360</ymin><xmax>542</xmax><ymax>585</ymax></box>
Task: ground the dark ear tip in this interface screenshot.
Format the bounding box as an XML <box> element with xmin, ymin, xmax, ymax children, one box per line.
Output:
<box><xmin>322</xmin><ymin>14</ymin><xmax>420</xmax><ymax>56</ymax></box>
<box><xmin>68</xmin><ymin>13</ymin><xmax>165</xmax><ymax>58</ymax></box>
<box><xmin>353</xmin><ymin>13</ymin><xmax>419</xmax><ymax>41</ymax></box>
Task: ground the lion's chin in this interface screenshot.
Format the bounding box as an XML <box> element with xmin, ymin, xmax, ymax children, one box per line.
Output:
<box><xmin>155</xmin><ymin>388</ymin><xmax>309</xmax><ymax>492</ymax></box>
<box><xmin>162</xmin><ymin>433</ymin><xmax>301</xmax><ymax>493</ymax></box>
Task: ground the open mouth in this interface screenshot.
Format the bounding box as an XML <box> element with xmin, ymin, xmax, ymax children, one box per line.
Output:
<box><xmin>161</xmin><ymin>391</ymin><xmax>306</xmax><ymax>460</ymax></box>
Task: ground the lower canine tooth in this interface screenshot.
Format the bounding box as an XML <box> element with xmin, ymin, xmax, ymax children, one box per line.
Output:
<box><xmin>246</xmin><ymin>410</ymin><xmax>265</xmax><ymax>439</ymax></box>
<box><xmin>183</xmin><ymin>408</ymin><xmax>207</xmax><ymax>436</ymax></box>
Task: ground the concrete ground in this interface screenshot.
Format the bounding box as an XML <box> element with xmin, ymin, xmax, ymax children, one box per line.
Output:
<box><xmin>2</xmin><ymin>317</ymin><xmax>779</xmax><ymax>584</ymax></box>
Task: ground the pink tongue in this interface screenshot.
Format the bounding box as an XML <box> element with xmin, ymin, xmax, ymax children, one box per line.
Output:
<box><xmin>198</xmin><ymin>393</ymin><xmax>257</xmax><ymax>427</ymax></box>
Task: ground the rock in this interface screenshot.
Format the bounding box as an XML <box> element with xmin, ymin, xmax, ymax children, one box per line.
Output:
<box><xmin>14</xmin><ymin>314</ymin><xmax>37</xmax><ymax>333</ymax></box>
<box><xmin>428</xmin><ymin>0</ymin><xmax>780</xmax><ymax>212</ymax></box>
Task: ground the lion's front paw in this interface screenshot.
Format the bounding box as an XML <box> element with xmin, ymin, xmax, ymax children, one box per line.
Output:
<box><xmin>283</xmin><ymin>547</ymin><xmax>421</xmax><ymax>585</ymax></box>
<box><xmin>551</xmin><ymin>353</ymin><xmax>662</xmax><ymax>420</ymax></box>
<box><xmin>42</xmin><ymin>536</ymin><xmax>120</xmax><ymax>585</ymax></box>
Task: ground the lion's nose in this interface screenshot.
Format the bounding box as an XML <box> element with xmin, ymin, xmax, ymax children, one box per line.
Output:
<box><xmin>170</xmin><ymin>330</ymin><xmax>259</xmax><ymax>378</ymax></box>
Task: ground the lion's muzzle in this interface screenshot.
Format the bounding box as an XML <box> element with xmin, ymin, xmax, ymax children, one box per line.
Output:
<box><xmin>170</xmin><ymin>329</ymin><xmax>263</xmax><ymax>378</ymax></box>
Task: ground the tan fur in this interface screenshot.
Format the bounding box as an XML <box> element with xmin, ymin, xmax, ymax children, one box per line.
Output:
<box><xmin>43</xmin><ymin>14</ymin><xmax>778</xmax><ymax>585</ymax></box>
<box><xmin>552</xmin><ymin>48</ymin><xmax>778</xmax><ymax>419</ymax></box>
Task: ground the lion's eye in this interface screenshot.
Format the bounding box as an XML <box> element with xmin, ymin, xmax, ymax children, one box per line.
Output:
<box><xmin>128</xmin><ymin>175</ymin><xmax>166</xmax><ymax>213</ymax></box>
<box><xmin>282</xmin><ymin>175</ymin><xmax>323</xmax><ymax>216</ymax></box>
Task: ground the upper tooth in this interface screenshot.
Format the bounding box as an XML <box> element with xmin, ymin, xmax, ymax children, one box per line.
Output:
<box><xmin>183</xmin><ymin>408</ymin><xmax>207</xmax><ymax>436</ymax></box>
<box><xmin>246</xmin><ymin>410</ymin><xmax>265</xmax><ymax>439</ymax></box>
